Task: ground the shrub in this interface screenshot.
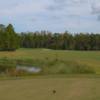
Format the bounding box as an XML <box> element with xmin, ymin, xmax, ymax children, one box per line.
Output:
<box><xmin>41</xmin><ymin>60</ymin><xmax>95</xmax><ymax>74</ymax></box>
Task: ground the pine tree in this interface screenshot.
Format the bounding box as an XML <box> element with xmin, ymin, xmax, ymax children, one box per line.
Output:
<box><xmin>0</xmin><ymin>24</ymin><xmax>19</xmax><ymax>51</ymax></box>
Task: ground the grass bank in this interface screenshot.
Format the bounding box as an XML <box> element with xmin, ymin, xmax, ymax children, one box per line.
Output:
<box><xmin>0</xmin><ymin>48</ymin><xmax>99</xmax><ymax>75</ymax></box>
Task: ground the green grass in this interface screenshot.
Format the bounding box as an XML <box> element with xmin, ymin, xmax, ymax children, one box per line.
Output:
<box><xmin>0</xmin><ymin>49</ymin><xmax>100</xmax><ymax>99</ymax></box>
<box><xmin>0</xmin><ymin>48</ymin><xmax>99</xmax><ymax>74</ymax></box>
<box><xmin>0</xmin><ymin>76</ymin><xmax>100</xmax><ymax>100</ymax></box>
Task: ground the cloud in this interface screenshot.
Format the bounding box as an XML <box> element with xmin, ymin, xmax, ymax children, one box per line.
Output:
<box><xmin>91</xmin><ymin>0</ymin><xmax>100</xmax><ymax>20</ymax></box>
<box><xmin>0</xmin><ymin>0</ymin><xmax>100</xmax><ymax>32</ymax></box>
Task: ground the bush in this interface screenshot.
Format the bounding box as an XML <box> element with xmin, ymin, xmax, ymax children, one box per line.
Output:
<box><xmin>41</xmin><ymin>60</ymin><xmax>95</xmax><ymax>74</ymax></box>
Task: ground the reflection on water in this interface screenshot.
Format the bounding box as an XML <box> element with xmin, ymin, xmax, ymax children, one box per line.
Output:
<box><xmin>16</xmin><ymin>65</ymin><xmax>41</xmax><ymax>73</ymax></box>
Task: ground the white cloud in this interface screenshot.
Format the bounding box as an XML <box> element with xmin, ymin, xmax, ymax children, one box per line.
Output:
<box><xmin>0</xmin><ymin>0</ymin><xmax>100</xmax><ymax>32</ymax></box>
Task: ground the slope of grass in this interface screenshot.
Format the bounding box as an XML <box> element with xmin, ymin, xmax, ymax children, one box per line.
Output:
<box><xmin>0</xmin><ymin>48</ymin><xmax>99</xmax><ymax>74</ymax></box>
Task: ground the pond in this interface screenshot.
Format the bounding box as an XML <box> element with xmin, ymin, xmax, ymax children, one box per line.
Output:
<box><xmin>16</xmin><ymin>65</ymin><xmax>42</xmax><ymax>73</ymax></box>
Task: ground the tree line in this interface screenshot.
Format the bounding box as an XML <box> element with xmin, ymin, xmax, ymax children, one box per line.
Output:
<box><xmin>20</xmin><ymin>31</ymin><xmax>100</xmax><ymax>50</ymax></box>
<box><xmin>0</xmin><ymin>24</ymin><xmax>100</xmax><ymax>51</ymax></box>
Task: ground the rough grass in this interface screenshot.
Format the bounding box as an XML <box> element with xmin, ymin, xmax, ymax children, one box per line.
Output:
<box><xmin>41</xmin><ymin>60</ymin><xmax>95</xmax><ymax>74</ymax></box>
<box><xmin>0</xmin><ymin>48</ymin><xmax>99</xmax><ymax>74</ymax></box>
<box><xmin>0</xmin><ymin>77</ymin><xmax>100</xmax><ymax>100</ymax></box>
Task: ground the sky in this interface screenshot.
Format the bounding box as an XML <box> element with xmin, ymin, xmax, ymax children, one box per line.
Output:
<box><xmin>0</xmin><ymin>0</ymin><xmax>100</xmax><ymax>33</ymax></box>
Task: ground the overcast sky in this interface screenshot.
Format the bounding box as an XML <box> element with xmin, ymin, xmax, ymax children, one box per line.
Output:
<box><xmin>0</xmin><ymin>0</ymin><xmax>100</xmax><ymax>33</ymax></box>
